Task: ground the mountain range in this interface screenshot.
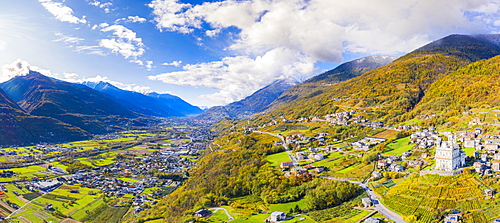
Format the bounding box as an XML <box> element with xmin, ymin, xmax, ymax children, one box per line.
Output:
<box><xmin>197</xmin><ymin>55</ymin><xmax>396</xmax><ymax>122</ymax></box>
<box><xmin>83</xmin><ymin>81</ymin><xmax>203</xmax><ymax>117</ymax></box>
<box><xmin>0</xmin><ymin>72</ymin><xmax>202</xmax><ymax>146</ymax></box>
<box><xmin>197</xmin><ymin>78</ymin><xmax>299</xmax><ymax>121</ymax></box>
<box><xmin>258</xmin><ymin>34</ymin><xmax>500</xmax><ymax>124</ymax></box>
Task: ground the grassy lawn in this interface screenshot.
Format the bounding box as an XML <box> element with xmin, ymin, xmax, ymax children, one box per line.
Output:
<box><xmin>463</xmin><ymin>147</ymin><xmax>475</xmax><ymax>156</ymax></box>
<box><xmin>269</xmin><ymin>198</ymin><xmax>308</xmax><ymax>213</ymax></box>
<box><xmin>231</xmin><ymin>213</ymin><xmax>268</xmax><ymax>223</ymax></box>
<box><xmin>266</xmin><ymin>152</ymin><xmax>291</xmax><ymax>166</ymax></box>
<box><xmin>383</xmin><ymin>137</ymin><xmax>415</xmax><ymax>156</ymax></box>
<box><xmin>329</xmin><ymin>162</ymin><xmax>374</xmax><ymax>180</ymax></box>
<box><xmin>337</xmin><ymin>163</ymin><xmax>361</xmax><ymax>174</ymax></box>
<box><xmin>313</xmin><ymin>157</ymin><xmax>342</xmax><ymax>168</ymax></box>
<box><xmin>22</xmin><ymin>213</ymin><xmax>44</xmax><ymax>223</ymax></box>
<box><xmin>141</xmin><ymin>187</ymin><xmax>161</xmax><ymax>195</ymax></box>
<box><xmin>208</xmin><ymin>208</ymin><xmax>230</xmax><ymax>222</ymax></box>
<box><xmin>51</xmin><ymin>162</ymin><xmax>68</xmax><ymax>170</ymax></box>
<box><xmin>118</xmin><ymin>178</ymin><xmax>139</xmax><ymax>183</ymax></box>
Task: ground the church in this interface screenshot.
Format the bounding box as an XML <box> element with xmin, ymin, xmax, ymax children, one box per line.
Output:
<box><xmin>435</xmin><ymin>135</ymin><xmax>466</xmax><ymax>171</ymax></box>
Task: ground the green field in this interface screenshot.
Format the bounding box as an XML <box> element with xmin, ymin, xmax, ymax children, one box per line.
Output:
<box><xmin>383</xmin><ymin>137</ymin><xmax>415</xmax><ymax>156</ymax></box>
<box><xmin>0</xmin><ymin>165</ymin><xmax>51</xmax><ymax>181</ymax></box>
<box><xmin>266</xmin><ymin>151</ymin><xmax>291</xmax><ymax>166</ymax></box>
<box><xmin>118</xmin><ymin>177</ymin><xmax>139</xmax><ymax>183</ymax></box>
<box><xmin>337</xmin><ymin>163</ymin><xmax>361</xmax><ymax>174</ymax></box>
<box><xmin>463</xmin><ymin>147</ymin><xmax>475</xmax><ymax>156</ymax></box>
<box><xmin>269</xmin><ymin>197</ymin><xmax>308</xmax><ymax>212</ymax></box>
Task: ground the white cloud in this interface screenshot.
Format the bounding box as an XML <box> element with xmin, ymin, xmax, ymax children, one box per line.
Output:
<box><xmin>54</xmin><ymin>32</ymin><xmax>84</xmax><ymax>45</ymax></box>
<box><xmin>148</xmin><ymin>0</ymin><xmax>500</xmax><ymax>104</ymax></box>
<box><xmin>116</xmin><ymin>16</ymin><xmax>147</xmax><ymax>24</ymax></box>
<box><xmin>149</xmin><ymin>47</ymin><xmax>314</xmax><ymax>105</ymax></box>
<box><xmin>89</xmin><ymin>0</ymin><xmax>114</xmax><ymax>13</ymax></box>
<box><xmin>39</xmin><ymin>0</ymin><xmax>87</xmax><ymax>24</ymax></box>
<box><xmin>162</xmin><ymin>60</ymin><xmax>182</xmax><ymax>67</ymax></box>
<box><xmin>99</xmin><ymin>24</ymin><xmax>146</xmax><ymax>59</ymax></box>
<box><xmin>75</xmin><ymin>45</ymin><xmax>107</xmax><ymax>56</ymax></box>
<box><xmin>1</xmin><ymin>59</ymin><xmax>55</xmax><ymax>83</ymax></box>
<box><xmin>145</xmin><ymin>61</ymin><xmax>154</xmax><ymax>70</ymax></box>
<box><xmin>64</xmin><ymin>72</ymin><xmax>79</xmax><ymax>79</ymax></box>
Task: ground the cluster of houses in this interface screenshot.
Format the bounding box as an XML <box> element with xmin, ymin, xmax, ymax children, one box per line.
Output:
<box><xmin>410</xmin><ymin>128</ymin><xmax>441</xmax><ymax>149</ymax></box>
<box><xmin>248</xmin><ymin>109</ymin><xmax>386</xmax><ymax>130</ymax></box>
<box><xmin>377</xmin><ymin>156</ymin><xmax>405</xmax><ymax>172</ymax></box>
<box><xmin>285</xmin><ymin>133</ymin><xmax>326</xmax><ymax>146</ymax></box>
<box><xmin>352</xmin><ymin>137</ymin><xmax>387</xmax><ymax>151</ymax></box>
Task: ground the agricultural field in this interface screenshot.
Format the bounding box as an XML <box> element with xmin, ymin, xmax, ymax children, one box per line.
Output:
<box><xmin>0</xmin><ymin>166</ymin><xmax>52</xmax><ymax>182</ymax></box>
<box><xmin>327</xmin><ymin>162</ymin><xmax>374</xmax><ymax>180</ymax></box>
<box><xmin>381</xmin><ymin>173</ymin><xmax>500</xmax><ymax>222</ymax></box>
<box><xmin>0</xmin><ymin>124</ymin><xmax>209</xmax><ymax>222</ymax></box>
<box><xmin>266</xmin><ymin>151</ymin><xmax>292</xmax><ymax>166</ymax></box>
<box><xmin>383</xmin><ymin>137</ymin><xmax>415</xmax><ymax>156</ymax></box>
<box><xmin>372</xmin><ymin>130</ymin><xmax>399</xmax><ymax>139</ymax></box>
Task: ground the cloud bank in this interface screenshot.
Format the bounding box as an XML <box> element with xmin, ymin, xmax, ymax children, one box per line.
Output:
<box><xmin>39</xmin><ymin>0</ymin><xmax>87</xmax><ymax>24</ymax></box>
<box><xmin>148</xmin><ymin>0</ymin><xmax>500</xmax><ymax>105</ymax></box>
<box><xmin>0</xmin><ymin>59</ymin><xmax>54</xmax><ymax>82</ymax></box>
<box><xmin>1</xmin><ymin>60</ymin><xmax>152</xmax><ymax>95</ymax></box>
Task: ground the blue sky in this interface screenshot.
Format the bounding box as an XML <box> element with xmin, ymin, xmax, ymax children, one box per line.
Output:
<box><xmin>0</xmin><ymin>0</ymin><xmax>499</xmax><ymax>107</ymax></box>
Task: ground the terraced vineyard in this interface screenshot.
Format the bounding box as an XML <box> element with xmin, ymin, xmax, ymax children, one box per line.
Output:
<box><xmin>381</xmin><ymin>174</ymin><xmax>500</xmax><ymax>222</ymax></box>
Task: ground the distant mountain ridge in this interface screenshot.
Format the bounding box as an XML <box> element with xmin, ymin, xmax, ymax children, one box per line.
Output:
<box><xmin>305</xmin><ymin>55</ymin><xmax>397</xmax><ymax>84</ymax></box>
<box><xmin>198</xmin><ymin>78</ymin><xmax>299</xmax><ymax>121</ymax></box>
<box><xmin>268</xmin><ymin>55</ymin><xmax>397</xmax><ymax>109</ymax></box>
<box><xmin>0</xmin><ymin>71</ymin><xmax>144</xmax><ymax>135</ymax></box>
<box><xmin>0</xmin><ymin>87</ymin><xmax>88</xmax><ymax>145</ymax></box>
<box><xmin>82</xmin><ymin>81</ymin><xmax>202</xmax><ymax>117</ymax></box>
<box><xmin>146</xmin><ymin>92</ymin><xmax>203</xmax><ymax>116</ymax></box>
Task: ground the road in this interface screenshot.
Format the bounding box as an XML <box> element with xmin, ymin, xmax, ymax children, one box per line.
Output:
<box><xmin>210</xmin><ymin>207</ymin><xmax>234</xmax><ymax>222</ymax></box>
<box><xmin>317</xmin><ymin>175</ymin><xmax>405</xmax><ymax>223</ymax></box>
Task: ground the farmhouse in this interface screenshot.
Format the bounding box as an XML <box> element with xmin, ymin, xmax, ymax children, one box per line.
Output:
<box><xmin>194</xmin><ymin>209</ymin><xmax>211</xmax><ymax>218</ymax></box>
<box><xmin>267</xmin><ymin>211</ymin><xmax>287</xmax><ymax>222</ymax></box>
<box><xmin>444</xmin><ymin>211</ymin><xmax>462</xmax><ymax>223</ymax></box>
<box><xmin>280</xmin><ymin>161</ymin><xmax>294</xmax><ymax>169</ymax></box>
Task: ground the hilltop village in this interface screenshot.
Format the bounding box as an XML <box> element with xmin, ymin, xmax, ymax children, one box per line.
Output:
<box><xmin>251</xmin><ymin>110</ymin><xmax>500</xmax><ymax>177</ymax></box>
<box><xmin>219</xmin><ymin>109</ymin><xmax>500</xmax><ymax>222</ymax></box>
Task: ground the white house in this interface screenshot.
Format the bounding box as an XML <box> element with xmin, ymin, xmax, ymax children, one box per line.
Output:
<box><xmin>268</xmin><ymin>211</ymin><xmax>287</xmax><ymax>222</ymax></box>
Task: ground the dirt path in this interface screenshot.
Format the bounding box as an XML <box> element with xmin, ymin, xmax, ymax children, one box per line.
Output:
<box><xmin>210</xmin><ymin>207</ymin><xmax>234</xmax><ymax>222</ymax></box>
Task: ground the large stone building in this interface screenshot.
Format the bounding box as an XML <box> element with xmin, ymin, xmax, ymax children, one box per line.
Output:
<box><xmin>435</xmin><ymin>136</ymin><xmax>466</xmax><ymax>171</ymax></box>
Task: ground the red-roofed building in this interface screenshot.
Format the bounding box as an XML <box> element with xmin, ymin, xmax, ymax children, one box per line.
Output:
<box><xmin>280</xmin><ymin>161</ymin><xmax>294</xmax><ymax>169</ymax></box>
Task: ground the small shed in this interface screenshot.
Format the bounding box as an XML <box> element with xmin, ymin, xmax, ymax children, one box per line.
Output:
<box><xmin>361</xmin><ymin>198</ymin><xmax>372</xmax><ymax>208</ymax></box>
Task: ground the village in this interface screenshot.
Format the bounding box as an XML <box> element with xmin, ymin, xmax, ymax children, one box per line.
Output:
<box><xmin>234</xmin><ymin>110</ymin><xmax>500</xmax><ymax>222</ymax></box>
<box><xmin>0</xmin><ymin>125</ymin><xmax>212</xmax><ymax>222</ymax></box>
